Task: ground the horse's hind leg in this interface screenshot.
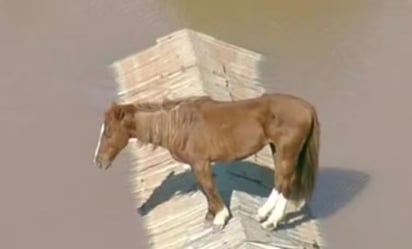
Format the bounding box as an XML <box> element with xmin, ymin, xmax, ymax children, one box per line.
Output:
<box><xmin>260</xmin><ymin>156</ymin><xmax>293</xmax><ymax>230</ymax></box>
<box><xmin>191</xmin><ymin>161</ymin><xmax>230</xmax><ymax>230</ymax></box>
<box><xmin>256</xmin><ymin>143</ymin><xmax>281</xmax><ymax>222</ymax></box>
<box><xmin>261</xmin><ymin>132</ymin><xmax>305</xmax><ymax>230</ymax></box>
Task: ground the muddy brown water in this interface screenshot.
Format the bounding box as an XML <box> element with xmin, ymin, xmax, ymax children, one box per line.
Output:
<box><xmin>1</xmin><ymin>1</ymin><xmax>411</xmax><ymax>248</ymax></box>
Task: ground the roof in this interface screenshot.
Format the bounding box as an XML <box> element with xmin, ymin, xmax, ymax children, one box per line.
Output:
<box><xmin>110</xmin><ymin>29</ymin><xmax>325</xmax><ymax>249</ymax></box>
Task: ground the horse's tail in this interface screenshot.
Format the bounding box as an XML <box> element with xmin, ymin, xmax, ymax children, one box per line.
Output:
<box><xmin>294</xmin><ymin>109</ymin><xmax>320</xmax><ymax>205</ymax></box>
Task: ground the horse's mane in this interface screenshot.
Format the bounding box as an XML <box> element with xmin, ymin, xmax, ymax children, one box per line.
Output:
<box><xmin>133</xmin><ymin>96</ymin><xmax>210</xmax><ymax>149</ymax></box>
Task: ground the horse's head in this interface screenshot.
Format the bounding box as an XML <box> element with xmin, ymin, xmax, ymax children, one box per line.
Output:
<box><xmin>93</xmin><ymin>102</ymin><xmax>136</xmax><ymax>169</ymax></box>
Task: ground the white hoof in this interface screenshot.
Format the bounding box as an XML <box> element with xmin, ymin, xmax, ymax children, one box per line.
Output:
<box><xmin>256</xmin><ymin>188</ymin><xmax>280</xmax><ymax>223</ymax></box>
<box><xmin>261</xmin><ymin>220</ymin><xmax>279</xmax><ymax>230</ymax></box>
<box><xmin>255</xmin><ymin>213</ymin><xmax>266</xmax><ymax>222</ymax></box>
<box><xmin>213</xmin><ymin>206</ymin><xmax>230</xmax><ymax>230</ymax></box>
<box><xmin>256</xmin><ymin>207</ymin><xmax>271</xmax><ymax>222</ymax></box>
<box><xmin>260</xmin><ymin>193</ymin><xmax>288</xmax><ymax>231</ymax></box>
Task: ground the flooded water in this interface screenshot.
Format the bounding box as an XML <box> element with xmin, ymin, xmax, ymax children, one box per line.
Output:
<box><xmin>1</xmin><ymin>0</ymin><xmax>411</xmax><ymax>248</ymax></box>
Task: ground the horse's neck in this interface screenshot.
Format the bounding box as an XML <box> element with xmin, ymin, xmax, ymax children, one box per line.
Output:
<box><xmin>134</xmin><ymin>101</ymin><xmax>196</xmax><ymax>149</ymax></box>
<box><xmin>134</xmin><ymin>110</ymin><xmax>170</xmax><ymax>147</ymax></box>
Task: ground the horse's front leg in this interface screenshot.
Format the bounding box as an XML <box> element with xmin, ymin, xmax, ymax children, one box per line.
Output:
<box><xmin>192</xmin><ymin>160</ymin><xmax>230</xmax><ymax>230</ymax></box>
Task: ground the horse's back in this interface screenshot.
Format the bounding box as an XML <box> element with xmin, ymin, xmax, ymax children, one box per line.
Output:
<box><xmin>188</xmin><ymin>93</ymin><xmax>316</xmax><ymax>127</ymax></box>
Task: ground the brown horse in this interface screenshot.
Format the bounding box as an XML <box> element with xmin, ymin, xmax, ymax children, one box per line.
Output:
<box><xmin>93</xmin><ymin>93</ymin><xmax>320</xmax><ymax>231</ymax></box>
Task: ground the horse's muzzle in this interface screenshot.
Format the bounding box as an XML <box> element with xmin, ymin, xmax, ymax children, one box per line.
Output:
<box><xmin>94</xmin><ymin>158</ymin><xmax>112</xmax><ymax>170</ymax></box>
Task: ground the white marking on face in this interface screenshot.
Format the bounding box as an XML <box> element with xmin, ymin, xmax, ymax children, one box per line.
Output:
<box><xmin>261</xmin><ymin>193</ymin><xmax>288</xmax><ymax>230</ymax></box>
<box><xmin>93</xmin><ymin>123</ymin><xmax>105</xmax><ymax>164</ymax></box>
<box><xmin>213</xmin><ymin>205</ymin><xmax>230</xmax><ymax>228</ymax></box>
<box><xmin>256</xmin><ymin>188</ymin><xmax>280</xmax><ymax>221</ymax></box>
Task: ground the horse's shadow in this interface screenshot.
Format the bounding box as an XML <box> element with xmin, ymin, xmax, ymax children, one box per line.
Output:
<box><xmin>137</xmin><ymin>161</ymin><xmax>370</xmax><ymax>228</ymax></box>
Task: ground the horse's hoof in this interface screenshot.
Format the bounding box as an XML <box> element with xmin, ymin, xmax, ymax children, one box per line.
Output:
<box><xmin>212</xmin><ymin>223</ymin><xmax>225</xmax><ymax>232</ymax></box>
<box><xmin>202</xmin><ymin>211</ymin><xmax>214</xmax><ymax>228</ymax></box>
<box><xmin>205</xmin><ymin>211</ymin><xmax>214</xmax><ymax>222</ymax></box>
<box><xmin>261</xmin><ymin>220</ymin><xmax>278</xmax><ymax>231</ymax></box>
<box><xmin>211</xmin><ymin>206</ymin><xmax>230</xmax><ymax>231</ymax></box>
<box><xmin>255</xmin><ymin>213</ymin><xmax>267</xmax><ymax>223</ymax></box>
<box><xmin>212</xmin><ymin>217</ymin><xmax>227</xmax><ymax>231</ymax></box>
